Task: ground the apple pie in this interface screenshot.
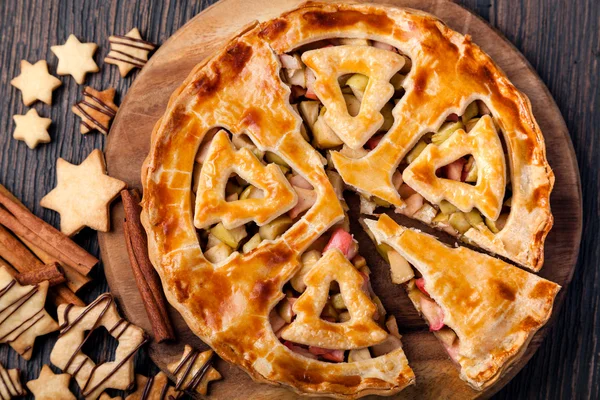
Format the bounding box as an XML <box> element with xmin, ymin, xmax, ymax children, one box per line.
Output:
<box><xmin>141</xmin><ymin>1</ymin><xmax>556</xmax><ymax>397</ymax></box>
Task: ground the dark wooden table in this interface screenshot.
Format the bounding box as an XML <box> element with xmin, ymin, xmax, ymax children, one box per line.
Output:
<box><xmin>0</xmin><ymin>0</ymin><xmax>597</xmax><ymax>398</ymax></box>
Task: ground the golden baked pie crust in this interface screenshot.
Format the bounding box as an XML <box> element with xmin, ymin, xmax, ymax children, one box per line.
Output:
<box><xmin>141</xmin><ymin>1</ymin><xmax>554</xmax><ymax>397</ymax></box>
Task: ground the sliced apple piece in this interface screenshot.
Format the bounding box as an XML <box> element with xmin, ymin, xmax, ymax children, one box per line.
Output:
<box><xmin>330</xmin><ymin>293</ymin><xmax>346</xmax><ymax>310</ymax></box>
<box><xmin>313</xmin><ymin>116</ymin><xmax>343</xmax><ymax>148</ymax></box>
<box><xmin>388</xmin><ymin>250</ymin><xmax>414</xmax><ymax>284</ymax></box>
<box><xmin>386</xmin><ymin>316</ymin><xmax>402</xmax><ymax>340</ymax></box>
<box><xmin>379</xmin><ymin>103</ymin><xmax>394</xmax><ymax>131</ymax></box>
<box><xmin>348</xmin><ymin>348</ymin><xmax>372</xmax><ymax>362</ymax></box>
<box><xmin>299</xmin><ymin>101</ymin><xmax>320</xmax><ymax>131</ymax></box>
<box><xmin>405</xmin><ymin>139</ymin><xmax>427</xmax><ymax>164</ymax></box>
<box><xmin>432</xmin><ymin>121</ymin><xmax>464</xmax><ymax>145</ymax></box>
<box><xmin>443</xmin><ymin>158</ymin><xmax>467</xmax><ymax>181</ymax></box>
<box><xmin>211</xmin><ymin>223</ymin><xmax>246</xmax><ymax>249</ymax></box>
<box><xmin>242</xmin><ymin>233</ymin><xmax>262</xmax><ymax>254</ymax></box>
<box><xmin>461</xmin><ymin>102</ymin><xmax>479</xmax><ymax>124</ymax></box>
<box><xmin>419</xmin><ymin>295</ymin><xmax>445</xmax><ymax>331</ymax></box>
<box><xmin>343</xmin><ymin>94</ymin><xmax>361</xmax><ymax>117</ymax></box>
<box><xmin>448</xmin><ymin>212</ymin><xmax>471</xmax><ymax>234</ymax></box>
<box><xmin>239</xmin><ymin>185</ymin><xmax>263</xmax><ymax>200</ymax></box>
<box><xmin>291</xmin><ymin>250</ymin><xmax>321</xmax><ymax>292</ymax></box>
<box><xmin>289</xmin><ymin>186</ymin><xmax>317</xmax><ymax>219</ymax></box>
<box><xmin>204</xmin><ymin>242</ymin><xmax>233</xmax><ymax>263</ymax></box>
<box><xmin>323</xmin><ymin>228</ymin><xmax>358</xmax><ymax>259</ymax></box>
<box><xmin>259</xmin><ymin>216</ymin><xmax>293</xmax><ymax>240</ymax></box>
<box><xmin>346</xmin><ymin>73</ymin><xmax>368</xmax><ymax>101</ymax></box>
<box><xmin>397</xmin><ymin>193</ymin><xmax>424</xmax><ymax>217</ymax></box>
<box><xmin>371</xmin><ymin>335</ymin><xmax>402</xmax><ymax>357</ymax></box>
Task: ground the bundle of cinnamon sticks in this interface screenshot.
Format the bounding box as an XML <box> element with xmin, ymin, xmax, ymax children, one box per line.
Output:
<box><xmin>0</xmin><ymin>184</ymin><xmax>98</xmax><ymax>306</ymax></box>
<box><xmin>122</xmin><ymin>189</ymin><xmax>175</xmax><ymax>343</ymax></box>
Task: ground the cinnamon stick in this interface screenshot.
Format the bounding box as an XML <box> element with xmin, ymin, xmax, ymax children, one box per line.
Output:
<box><xmin>0</xmin><ymin>186</ymin><xmax>98</xmax><ymax>275</ymax></box>
<box><xmin>0</xmin><ymin>225</ymin><xmax>83</xmax><ymax>306</ymax></box>
<box><xmin>18</xmin><ymin>235</ymin><xmax>90</xmax><ymax>292</ymax></box>
<box><xmin>17</xmin><ymin>262</ymin><xmax>66</xmax><ymax>287</ymax></box>
<box><xmin>122</xmin><ymin>189</ymin><xmax>175</xmax><ymax>342</ymax></box>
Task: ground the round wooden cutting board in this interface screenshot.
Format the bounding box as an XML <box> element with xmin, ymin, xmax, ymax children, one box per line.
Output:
<box><xmin>99</xmin><ymin>0</ymin><xmax>582</xmax><ymax>398</ymax></box>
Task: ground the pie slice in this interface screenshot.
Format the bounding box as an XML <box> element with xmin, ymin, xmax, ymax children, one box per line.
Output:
<box><xmin>365</xmin><ymin>214</ymin><xmax>560</xmax><ymax>390</ymax></box>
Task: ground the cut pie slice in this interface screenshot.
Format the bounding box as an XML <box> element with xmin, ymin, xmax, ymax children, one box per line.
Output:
<box><xmin>365</xmin><ymin>214</ymin><xmax>560</xmax><ymax>390</ymax></box>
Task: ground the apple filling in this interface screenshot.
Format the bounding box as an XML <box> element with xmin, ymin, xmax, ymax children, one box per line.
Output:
<box><xmin>279</xmin><ymin>38</ymin><xmax>411</xmax><ymax>153</ymax></box>
<box><xmin>381</xmin><ymin>246</ymin><xmax>461</xmax><ymax>363</ymax></box>
<box><xmin>279</xmin><ymin>40</ymin><xmax>511</xmax><ymax>246</ymax></box>
<box><xmin>360</xmin><ymin>101</ymin><xmax>512</xmax><ymax>236</ymax></box>
<box><xmin>269</xmin><ymin>228</ymin><xmax>402</xmax><ymax>363</ymax></box>
<box><xmin>193</xmin><ymin>129</ymin><xmax>346</xmax><ymax>263</ymax></box>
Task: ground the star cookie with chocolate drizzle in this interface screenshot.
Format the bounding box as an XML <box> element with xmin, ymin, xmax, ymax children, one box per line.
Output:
<box><xmin>0</xmin><ymin>267</ymin><xmax>58</xmax><ymax>360</ymax></box>
<box><xmin>72</xmin><ymin>87</ymin><xmax>119</xmax><ymax>135</ymax></box>
<box><xmin>125</xmin><ymin>372</ymin><xmax>181</xmax><ymax>400</ymax></box>
<box><xmin>167</xmin><ymin>345</ymin><xmax>221</xmax><ymax>396</ymax></box>
<box><xmin>105</xmin><ymin>28</ymin><xmax>156</xmax><ymax>77</ymax></box>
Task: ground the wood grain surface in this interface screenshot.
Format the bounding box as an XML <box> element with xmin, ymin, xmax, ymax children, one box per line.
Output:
<box><xmin>0</xmin><ymin>0</ymin><xmax>597</xmax><ymax>399</ymax></box>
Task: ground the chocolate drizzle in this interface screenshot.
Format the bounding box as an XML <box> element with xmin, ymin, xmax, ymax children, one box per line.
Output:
<box><xmin>74</xmin><ymin>87</ymin><xmax>117</xmax><ymax>135</ymax></box>
<box><xmin>0</xmin><ymin>364</ymin><xmax>24</xmax><ymax>397</ymax></box>
<box><xmin>0</xmin><ymin>279</ymin><xmax>47</xmax><ymax>356</ymax></box>
<box><xmin>58</xmin><ymin>293</ymin><xmax>148</xmax><ymax>397</ymax></box>
<box><xmin>172</xmin><ymin>348</ymin><xmax>215</xmax><ymax>395</ymax></box>
<box><xmin>106</xmin><ymin>35</ymin><xmax>156</xmax><ymax>69</ymax></box>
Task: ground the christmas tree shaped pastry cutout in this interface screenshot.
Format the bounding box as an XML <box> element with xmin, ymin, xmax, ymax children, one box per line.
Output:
<box><xmin>194</xmin><ymin>130</ymin><xmax>297</xmax><ymax>230</ymax></box>
<box><xmin>167</xmin><ymin>345</ymin><xmax>221</xmax><ymax>396</ymax></box>
<box><xmin>41</xmin><ymin>149</ymin><xmax>127</xmax><ymax>236</ymax></box>
<box><xmin>26</xmin><ymin>365</ymin><xmax>75</xmax><ymax>400</ymax></box>
<box><xmin>281</xmin><ymin>249</ymin><xmax>387</xmax><ymax>349</ymax></box>
<box><xmin>0</xmin><ymin>267</ymin><xmax>58</xmax><ymax>360</ymax></box>
<box><xmin>301</xmin><ymin>45</ymin><xmax>405</xmax><ymax>149</ymax></box>
<box><xmin>50</xmin><ymin>293</ymin><xmax>147</xmax><ymax>400</ymax></box>
<box><xmin>365</xmin><ymin>214</ymin><xmax>560</xmax><ymax>390</ymax></box>
<box><xmin>402</xmin><ymin>115</ymin><xmax>506</xmax><ymax>220</ymax></box>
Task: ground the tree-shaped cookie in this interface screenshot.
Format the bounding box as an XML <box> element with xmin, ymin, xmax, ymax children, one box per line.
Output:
<box><xmin>167</xmin><ymin>345</ymin><xmax>221</xmax><ymax>396</ymax></box>
<box><xmin>194</xmin><ymin>130</ymin><xmax>297</xmax><ymax>230</ymax></box>
<box><xmin>125</xmin><ymin>372</ymin><xmax>180</xmax><ymax>400</ymax></box>
<box><xmin>403</xmin><ymin>116</ymin><xmax>506</xmax><ymax>220</ymax></box>
<box><xmin>0</xmin><ymin>266</ymin><xmax>58</xmax><ymax>360</ymax></box>
<box><xmin>50</xmin><ymin>293</ymin><xmax>147</xmax><ymax>400</ymax></box>
<box><xmin>281</xmin><ymin>249</ymin><xmax>387</xmax><ymax>349</ymax></box>
<box><xmin>302</xmin><ymin>45</ymin><xmax>405</xmax><ymax>149</ymax></box>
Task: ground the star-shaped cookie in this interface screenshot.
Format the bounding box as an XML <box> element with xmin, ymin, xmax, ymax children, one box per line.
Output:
<box><xmin>72</xmin><ymin>87</ymin><xmax>119</xmax><ymax>135</ymax></box>
<box><xmin>105</xmin><ymin>28</ymin><xmax>156</xmax><ymax>77</ymax></box>
<box><xmin>10</xmin><ymin>60</ymin><xmax>62</xmax><ymax>105</ymax></box>
<box><xmin>125</xmin><ymin>373</ymin><xmax>181</xmax><ymax>399</ymax></box>
<box><xmin>0</xmin><ymin>363</ymin><xmax>25</xmax><ymax>398</ymax></box>
<box><xmin>0</xmin><ymin>266</ymin><xmax>59</xmax><ymax>360</ymax></box>
<box><xmin>51</xmin><ymin>34</ymin><xmax>99</xmax><ymax>84</ymax></box>
<box><xmin>12</xmin><ymin>109</ymin><xmax>52</xmax><ymax>149</ymax></box>
<box><xmin>26</xmin><ymin>365</ymin><xmax>76</xmax><ymax>400</ymax></box>
<box><xmin>40</xmin><ymin>150</ymin><xmax>127</xmax><ymax>236</ymax></box>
